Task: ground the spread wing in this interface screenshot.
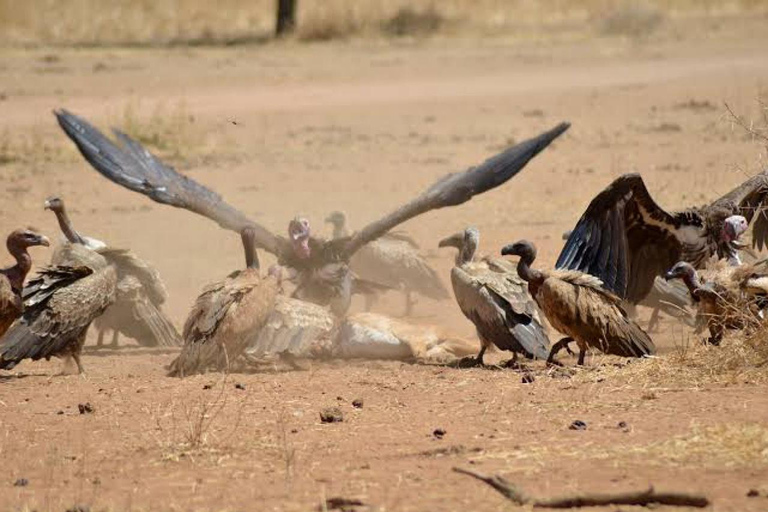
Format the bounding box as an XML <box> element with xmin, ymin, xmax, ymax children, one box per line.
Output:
<box><xmin>98</xmin><ymin>248</ymin><xmax>168</xmax><ymax>305</ymax></box>
<box><xmin>556</xmin><ymin>173</ymin><xmax>702</xmax><ymax>303</ymax></box>
<box><xmin>709</xmin><ymin>169</ymin><xmax>768</xmax><ymax>251</ymax></box>
<box><xmin>55</xmin><ymin>109</ymin><xmax>286</xmax><ymax>255</ymax></box>
<box><xmin>341</xmin><ymin>122</ymin><xmax>570</xmax><ymax>259</ymax></box>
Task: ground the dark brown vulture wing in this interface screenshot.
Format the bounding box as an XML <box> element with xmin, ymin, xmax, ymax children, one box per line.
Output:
<box><xmin>556</xmin><ymin>173</ymin><xmax>699</xmax><ymax>303</ymax></box>
<box><xmin>55</xmin><ymin>109</ymin><xmax>287</xmax><ymax>256</ymax></box>
<box><xmin>340</xmin><ymin>122</ymin><xmax>571</xmax><ymax>259</ymax></box>
<box><xmin>708</xmin><ymin>169</ymin><xmax>768</xmax><ymax>251</ymax></box>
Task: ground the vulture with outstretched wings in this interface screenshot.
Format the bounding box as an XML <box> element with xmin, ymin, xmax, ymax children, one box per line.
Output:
<box><xmin>56</xmin><ymin>109</ymin><xmax>569</xmax><ymax>315</ymax></box>
<box><xmin>557</xmin><ymin>172</ymin><xmax>767</xmax><ymax>304</ymax></box>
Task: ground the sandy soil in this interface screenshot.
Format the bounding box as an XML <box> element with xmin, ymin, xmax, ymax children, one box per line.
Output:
<box><xmin>1</xmin><ymin>16</ymin><xmax>768</xmax><ymax>511</ymax></box>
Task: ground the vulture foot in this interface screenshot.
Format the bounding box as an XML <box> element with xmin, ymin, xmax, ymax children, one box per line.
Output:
<box><xmin>546</xmin><ymin>337</ymin><xmax>574</xmax><ymax>366</ymax></box>
<box><xmin>450</xmin><ymin>356</ymin><xmax>485</xmax><ymax>369</ymax></box>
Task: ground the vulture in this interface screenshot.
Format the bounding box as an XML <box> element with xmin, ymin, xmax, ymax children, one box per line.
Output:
<box><xmin>501</xmin><ymin>240</ymin><xmax>655</xmax><ymax>365</ymax></box>
<box><xmin>167</xmin><ymin>227</ymin><xmax>279</xmax><ymax>377</ymax></box>
<box><xmin>438</xmin><ymin>227</ymin><xmax>549</xmax><ymax>366</ymax></box>
<box><xmin>43</xmin><ymin>197</ymin><xmax>180</xmax><ymax>348</ymax></box>
<box><xmin>557</xmin><ymin>172</ymin><xmax>767</xmax><ymax>305</ymax></box>
<box><xmin>0</xmin><ymin>246</ymin><xmax>117</xmax><ymax>374</ymax></box>
<box><xmin>56</xmin><ymin>108</ymin><xmax>569</xmax><ymax>317</ymax></box>
<box><xmin>325</xmin><ymin>210</ymin><xmax>449</xmax><ymax>315</ymax></box>
<box><xmin>664</xmin><ymin>260</ymin><xmax>768</xmax><ymax>345</ymax></box>
<box><xmin>0</xmin><ymin>229</ymin><xmax>51</xmax><ymax>337</ymax></box>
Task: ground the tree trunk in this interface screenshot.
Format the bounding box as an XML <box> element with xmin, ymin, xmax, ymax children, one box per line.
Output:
<box><xmin>276</xmin><ymin>0</ymin><xmax>297</xmax><ymax>36</ymax></box>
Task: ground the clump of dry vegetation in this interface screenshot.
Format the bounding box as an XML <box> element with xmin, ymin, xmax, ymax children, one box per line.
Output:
<box><xmin>599</xmin><ymin>1</ymin><xmax>664</xmax><ymax>38</ymax></box>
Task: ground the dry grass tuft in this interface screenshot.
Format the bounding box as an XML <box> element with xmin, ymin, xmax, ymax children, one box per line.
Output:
<box><xmin>599</xmin><ymin>1</ymin><xmax>664</xmax><ymax>38</ymax></box>
<box><xmin>381</xmin><ymin>6</ymin><xmax>444</xmax><ymax>37</ymax></box>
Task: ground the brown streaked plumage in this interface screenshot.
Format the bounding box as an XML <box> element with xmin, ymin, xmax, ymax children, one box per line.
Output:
<box><xmin>0</xmin><ymin>229</ymin><xmax>50</xmax><ymax>337</ymax></box>
<box><xmin>326</xmin><ymin>210</ymin><xmax>448</xmax><ymax>316</ymax></box>
<box><xmin>0</xmin><ymin>256</ymin><xmax>117</xmax><ymax>374</ymax></box>
<box><xmin>439</xmin><ymin>228</ymin><xmax>549</xmax><ymax>367</ymax></box>
<box><xmin>45</xmin><ymin>196</ymin><xmax>180</xmax><ymax>348</ymax></box>
<box><xmin>502</xmin><ymin>240</ymin><xmax>655</xmax><ymax>366</ymax></box>
<box><xmin>57</xmin><ymin>109</ymin><xmax>568</xmax><ymax>316</ymax></box>
<box><xmin>167</xmin><ymin>227</ymin><xmax>279</xmax><ymax>377</ymax></box>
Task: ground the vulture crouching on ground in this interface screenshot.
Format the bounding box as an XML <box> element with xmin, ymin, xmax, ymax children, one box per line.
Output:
<box><xmin>558</xmin><ymin>172</ymin><xmax>767</xmax><ymax>305</ymax></box>
<box><xmin>325</xmin><ymin>210</ymin><xmax>448</xmax><ymax>316</ymax></box>
<box><xmin>0</xmin><ymin>253</ymin><xmax>116</xmax><ymax>374</ymax></box>
<box><xmin>0</xmin><ymin>229</ymin><xmax>50</xmax><ymax>337</ymax></box>
<box><xmin>44</xmin><ymin>196</ymin><xmax>180</xmax><ymax>348</ymax></box>
<box><xmin>56</xmin><ymin>109</ymin><xmax>569</xmax><ymax>317</ymax></box>
<box><xmin>502</xmin><ymin>240</ymin><xmax>655</xmax><ymax>366</ymax></box>
<box><xmin>167</xmin><ymin>227</ymin><xmax>279</xmax><ymax>377</ymax></box>
<box><xmin>439</xmin><ymin>228</ymin><xmax>549</xmax><ymax>367</ymax></box>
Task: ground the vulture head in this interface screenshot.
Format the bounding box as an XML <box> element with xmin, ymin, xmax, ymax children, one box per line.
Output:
<box><xmin>438</xmin><ymin>227</ymin><xmax>479</xmax><ymax>265</ymax></box>
<box><xmin>663</xmin><ymin>261</ymin><xmax>702</xmax><ymax>298</ymax></box>
<box><xmin>241</xmin><ymin>227</ymin><xmax>260</xmax><ymax>270</ymax></box>
<box><xmin>722</xmin><ymin>215</ymin><xmax>748</xmax><ymax>244</ymax></box>
<box><xmin>324</xmin><ymin>211</ymin><xmax>347</xmax><ymax>230</ymax></box>
<box><xmin>43</xmin><ymin>196</ymin><xmax>65</xmax><ymax>213</ymax></box>
<box><xmin>500</xmin><ymin>239</ymin><xmax>537</xmax><ymax>264</ymax></box>
<box><xmin>288</xmin><ymin>217</ymin><xmax>311</xmax><ymax>259</ymax></box>
<box><xmin>6</xmin><ymin>228</ymin><xmax>50</xmax><ymax>256</ymax></box>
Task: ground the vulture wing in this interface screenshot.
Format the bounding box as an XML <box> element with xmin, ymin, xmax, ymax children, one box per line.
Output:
<box><xmin>99</xmin><ymin>248</ymin><xmax>168</xmax><ymax>305</ymax></box>
<box><xmin>556</xmin><ymin>173</ymin><xmax>695</xmax><ymax>303</ymax></box>
<box><xmin>341</xmin><ymin>122</ymin><xmax>570</xmax><ymax>259</ymax></box>
<box><xmin>55</xmin><ymin>109</ymin><xmax>286</xmax><ymax>255</ymax></box>
<box><xmin>708</xmin><ymin>170</ymin><xmax>768</xmax><ymax>251</ymax></box>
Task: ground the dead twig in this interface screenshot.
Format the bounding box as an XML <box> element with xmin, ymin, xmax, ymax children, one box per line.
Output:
<box><xmin>724</xmin><ymin>102</ymin><xmax>768</xmax><ymax>145</ymax></box>
<box><xmin>453</xmin><ymin>467</ymin><xmax>709</xmax><ymax>508</ymax></box>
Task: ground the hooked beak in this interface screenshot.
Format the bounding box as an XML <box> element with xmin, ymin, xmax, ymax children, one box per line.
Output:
<box><xmin>438</xmin><ymin>233</ymin><xmax>462</xmax><ymax>249</ymax></box>
<box><xmin>43</xmin><ymin>199</ymin><xmax>53</xmax><ymax>210</ymax></box>
<box><xmin>37</xmin><ymin>235</ymin><xmax>51</xmax><ymax>247</ymax></box>
<box><xmin>500</xmin><ymin>244</ymin><xmax>516</xmax><ymax>256</ymax></box>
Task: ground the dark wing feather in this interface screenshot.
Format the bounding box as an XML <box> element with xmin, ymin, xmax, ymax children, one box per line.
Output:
<box><xmin>98</xmin><ymin>248</ymin><xmax>168</xmax><ymax>305</ymax></box>
<box><xmin>557</xmin><ymin>173</ymin><xmax>689</xmax><ymax>302</ymax></box>
<box><xmin>342</xmin><ymin>122</ymin><xmax>570</xmax><ymax>259</ymax></box>
<box><xmin>55</xmin><ymin>109</ymin><xmax>285</xmax><ymax>255</ymax></box>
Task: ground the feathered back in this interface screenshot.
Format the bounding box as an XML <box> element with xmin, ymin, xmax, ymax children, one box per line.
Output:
<box><xmin>98</xmin><ymin>248</ymin><xmax>168</xmax><ymax>305</ymax></box>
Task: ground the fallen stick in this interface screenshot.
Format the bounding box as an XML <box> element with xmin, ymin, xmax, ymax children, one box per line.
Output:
<box><xmin>453</xmin><ymin>467</ymin><xmax>710</xmax><ymax>508</ymax></box>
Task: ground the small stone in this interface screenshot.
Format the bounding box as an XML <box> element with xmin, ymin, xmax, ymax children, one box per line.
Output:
<box><xmin>352</xmin><ymin>398</ymin><xmax>364</xmax><ymax>409</ymax></box>
<box><xmin>433</xmin><ymin>428</ymin><xmax>446</xmax><ymax>439</ymax></box>
<box><xmin>57</xmin><ymin>410</ymin><xmax>64</xmax><ymax>415</ymax></box>
<box><xmin>202</xmin><ymin>384</ymin><xmax>213</xmax><ymax>390</ymax></box>
<box><xmin>235</xmin><ymin>383</ymin><xmax>245</xmax><ymax>390</ymax></box>
<box><xmin>569</xmin><ymin>420</ymin><xmax>587</xmax><ymax>431</ymax></box>
<box><xmin>78</xmin><ymin>403</ymin><xmax>93</xmax><ymax>414</ymax></box>
<box><xmin>66</xmin><ymin>505</ymin><xmax>90</xmax><ymax>512</ymax></box>
<box><xmin>320</xmin><ymin>407</ymin><xmax>344</xmax><ymax>423</ymax></box>
<box><xmin>747</xmin><ymin>489</ymin><xmax>760</xmax><ymax>498</ymax></box>
<box><xmin>13</xmin><ymin>478</ymin><xmax>28</xmax><ymax>487</ymax></box>
<box><xmin>618</xmin><ymin>421</ymin><xmax>630</xmax><ymax>432</ymax></box>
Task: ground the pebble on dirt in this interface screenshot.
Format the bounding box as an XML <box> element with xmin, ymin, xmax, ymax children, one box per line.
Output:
<box><xmin>235</xmin><ymin>383</ymin><xmax>246</xmax><ymax>390</ymax></box>
<box><xmin>320</xmin><ymin>407</ymin><xmax>344</xmax><ymax>423</ymax></box>
<box><xmin>78</xmin><ymin>403</ymin><xmax>94</xmax><ymax>414</ymax></box>
<box><xmin>433</xmin><ymin>428</ymin><xmax>446</xmax><ymax>439</ymax></box>
<box><xmin>569</xmin><ymin>420</ymin><xmax>587</xmax><ymax>430</ymax></box>
<box><xmin>13</xmin><ymin>478</ymin><xmax>28</xmax><ymax>487</ymax></box>
<box><xmin>352</xmin><ymin>398</ymin><xmax>364</xmax><ymax>408</ymax></box>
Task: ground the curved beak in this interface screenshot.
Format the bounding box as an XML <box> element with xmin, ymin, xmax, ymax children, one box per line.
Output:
<box><xmin>663</xmin><ymin>270</ymin><xmax>675</xmax><ymax>281</ymax></box>
<box><xmin>438</xmin><ymin>233</ymin><xmax>462</xmax><ymax>249</ymax></box>
<box><xmin>562</xmin><ymin>230</ymin><xmax>572</xmax><ymax>241</ymax></box>
<box><xmin>500</xmin><ymin>244</ymin><xmax>516</xmax><ymax>256</ymax></box>
<box><xmin>37</xmin><ymin>234</ymin><xmax>51</xmax><ymax>247</ymax></box>
<box><xmin>43</xmin><ymin>199</ymin><xmax>53</xmax><ymax>210</ymax></box>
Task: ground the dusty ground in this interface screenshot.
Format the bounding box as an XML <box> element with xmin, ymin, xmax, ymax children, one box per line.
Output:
<box><xmin>2</xmin><ymin>14</ymin><xmax>768</xmax><ymax>512</ymax></box>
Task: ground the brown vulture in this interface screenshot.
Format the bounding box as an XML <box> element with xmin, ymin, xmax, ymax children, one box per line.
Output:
<box><xmin>0</xmin><ymin>229</ymin><xmax>50</xmax><ymax>337</ymax></box>
<box><xmin>0</xmin><ymin>246</ymin><xmax>117</xmax><ymax>374</ymax></box>
<box><xmin>167</xmin><ymin>227</ymin><xmax>279</xmax><ymax>377</ymax></box>
<box><xmin>557</xmin><ymin>172</ymin><xmax>767</xmax><ymax>305</ymax></box>
<box><xmin>502</xmin><ymin>240</ymin><xmax>655</xmax><ymax>366</ymax></box>
<box><xmin>438</xmin><ymin>227</ymin><xmax>549</xmax><ymax>366</ymax></box>
<box><xmin>55</xmin><ymin>108</ymin><xmax>569</xmax><ymax>316</ymax></box>
<box><xmin>325</xmin><ymin>210</ymin><xmax>448</xmax><ymax>316</ymax></box>
<box><xmin>43</xmin><ymin>196</ymin><xmax>180</xmax><ymax>348</ymax></box>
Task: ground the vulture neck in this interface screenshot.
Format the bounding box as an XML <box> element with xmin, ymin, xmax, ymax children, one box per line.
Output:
<box><xmin>516</xmin><ymin>254</ymin><xmax>543</xmax><ymax>285</ymax></box>
<box><xmin>679</xmin><ymin>271</ymin><xmax>703</xmax><ymax>298</ymax></box>
<box><xmin>457</xmin><ymin>243</ymin><xmax>476</xmax><ymax>266</ymax></box>
<box><xmin>53</xmin><ymin>206</ymin><xmax>86</xmax><ymax>245</ymax></box>
<box><xmin>5</xmin><ymin>243</ymin><xmax>32</xmax><ymax>291</ymax></box>
<box><xmin>332</xmin><ymin>224</ymin><xmax>349</xmax><ymax>240</ymax></box>
<box><xmin>243</xmin><ymin>235</ymin><xmax>260</xmax><ymax>270</ymax></box>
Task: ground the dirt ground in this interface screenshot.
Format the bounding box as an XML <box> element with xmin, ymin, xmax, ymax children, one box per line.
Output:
<box><xmin>2</xmin><ymin>14</ymin><xmax>768</xmax><ymax>512</ymax></box>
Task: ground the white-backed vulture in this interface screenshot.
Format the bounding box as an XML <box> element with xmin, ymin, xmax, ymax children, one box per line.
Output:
<box><xmin>325</xmin><ymin>210</ymin><xmax>448</xmax><ymax>315</ymax></box>
<box><xmin>56</xmin><ymin>109</ymin><xmax>569</xmax><ymax>316</ymax></box>
<box><xmin>438</xmin><ymin>228</ymin><xmax>549</xmax><ymax>366</ymax></box>
<box><xmin>167</xmin><ymin>227</ymin><xmax>279</xmax><ymax>377</ymax></box>
<box><xmin>0</xmin><ymin>250</ymin><xmax>117</xmax><ymax>374</ymax></box>
<box><xmin>558</xmin><ymin>170</ymin><xmax>762</xmax><ymax>304</ymax></box>
<box><xmin>44</xmin><ymin>197</ymin><xmax>180</xmax><ymax>348</ymax></box>
<box><xmin>0</xmin><ymin>229</ymin><xmax>50</xmax><ymax>337</ymax></box>
<box><xmin>501</xmin><ymin>240</ymin><xmax>655</xmax><ymax>366</ymax></box>
<box><xmin>664</xmin><ymin>260</ymin><xmax>768</xmax><ymax>345</ymax></box>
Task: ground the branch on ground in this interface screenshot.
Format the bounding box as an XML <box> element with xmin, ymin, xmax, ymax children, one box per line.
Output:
<box><xmin>453</xmin><ymin>467</ymin><xmax>710</xmax><ymax>508</ymax></box>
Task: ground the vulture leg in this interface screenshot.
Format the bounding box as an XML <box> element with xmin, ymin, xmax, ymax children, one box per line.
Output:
<box><xmin>576</xmin><ymin>341</ymin><xmax>588</xmax><ymax>366</ymax></box>
<box><xmin>110</xmin><ymin>330</ymin><xmax>119</xmax><ymax>348</ymax></box>
<box><xmin>96</xmin><ymin>329</ymin><xmax>106</xmax><ymax>348</ymax></box>
<box><xmin>647</xmin><ymin>306</ymin><xmax>661</xmax><ymax>333</ymax></box>
<box><xmin>707</xmin><ymin>325</ymin><xmax>723</xmax><ymax>346</ymax></box>
<box><xmin>364</xmin><ymin>293</ymin><xmax>377</xmax><ymax>312</ymax></box>
<box><xmin>403</xmin><ymin>290</ymin><xmax>415</xmax><ymax>317</ymax></box>
<box><xmin>72</xmin><ymin>352</ymin><xmax>85</xmax><ymax>375</ymax></box>
<box><xmin>546</xmin><ymin>337</ymin><xmax>574</xmax><ymax>366</ymax></box>
<box><xmin>502</xmin><ymin>351</ymin><xmax>523</xmax><ymax>370</ymax></box>
<box><xmin>453</xmin><ymin>343</ymin><xmax>487</xmax><ymax>368</ymax></box>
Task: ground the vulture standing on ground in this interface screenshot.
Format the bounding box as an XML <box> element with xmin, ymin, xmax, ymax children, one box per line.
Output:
<box><xmin>501</xmin><ymin>240</ymin><xmax>655</xmax><ymax>365</ymax></box>
<box><xmin>557</xmin><ymin>172</ymin><xmax>768</xmax><ymax>305</ymax></box>
<box><xmin>0</xmin><ymin>229</ymin><xmax>50</xmax><ymax>337</ymax></box>
<box><xmin>168</xmin><ymin>227</ymin><xmax>279</xmax><ymax>377</ymax></box>
<box><xmin>438</xmin><ymin>228</ymin><xmax>549</xmax><ymax>366</ymax></box>
<box><xmin>0</xmin><ymin>245</ymin><xmax>116</xmax><ymax>374</ymax></box>
<box><xmin>55</xmin><ymin>109</ymin><xmax>569</xmax><ymax>317</ymax></box>
<box><xmin>44</xmin><ymin>197</ymin><xmax>180</xmax><ymax>348</ymax></box>
<box><xmin>325</xmin><ymin>210</ymin><xmax>448</xmax><ymax>315</ymax></box>
<box><xmin>664</xmin><ymin>260</ymin><xmax>768</xmax><ymax>345</ymax></box>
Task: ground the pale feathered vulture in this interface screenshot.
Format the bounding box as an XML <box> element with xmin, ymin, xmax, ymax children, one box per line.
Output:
<box><xmin>502</xmin><ymin>240</ymin><xmax>655</xmax><ymax>366</ymax></box>
<box><xmin>557</xmin><ymin>172</ymin><xmax>767</xmax><ymax>305</ymax></box>
<box><xmin>438</xmin><ymin>228</ymin><xmax>549</xmax><ymax>366</ymax></box>
<box><xmin>44</xmin><ymin>196</ymin><xmax>180</xmax><ymax>348</ymax></box>
<box><xmin>167</xmin><ymin>227</ymin><xmax>279</xmax><ymax>377</ymax></box>
<box><xmin>56</xmin><ymin>109</ymin><xmax>569</xmax><ymax>316</ymax></box>
<box><xmin>0</xmin><ymin>229</ymin><xmax>50</xmax><ymax>337</ymax></box>
<box><xmin>325</xmin><ymin>210</ymin><xmax>448</xmax><ymax>316</ymax></box>
<box><xmin>0</xmin><ymin>248</ymin><xmax>116</xmax><ymax>374</ymax></box>
<box><xmin>664</xmin><ymin>260</ymin><xmax>768</xmax><ymax>345</ymax></box>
